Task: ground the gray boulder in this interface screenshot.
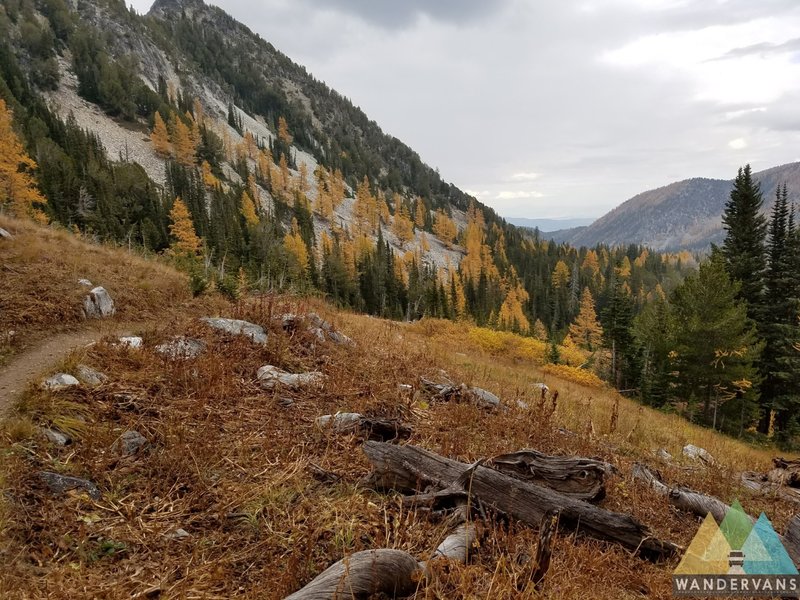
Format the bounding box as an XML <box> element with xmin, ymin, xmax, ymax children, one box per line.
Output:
<box><xmin>83</xmin><ymin>286</ymin><xmax>115</xmax><ymax>319</ymax></box>
<box><xmin>327</xmin><ymin>330</ymin><xmax>354</xmax><ymax>346</ymax></box>
<box><xmin>77</xmin><ymin>278</ymin><xmax>93</xmax><ymax>287</ymax></box>
<box><xmin>117</xmin><ymin>336</ymin><xmax>143</xmax><ymax>349</ymax></box>
<box><xmin>469</xmin><ymin>387</ymin><xmax>501</xmax><ymax>409</ymax></box>
<box><xmin>315</xmin><ymin>412</ymin><xmax>363</xmax><ymax>433</ymax></box>
<box><xmin>201</xmin><ymin>317</ymin><xmax>267</xmax><ymax>344</ymax></box>
<box><xmin>76</xmin><ymin>364</ymin><xmax>107</xmax><ymax>386</ymax></box>
<box><xmin>257</xmin><ymin>365</ymin><xmax>325</xmax><ymax>389</ymax></box>
<box><xmin>42</xmin><ymin>428</ymin><xmax>72</xmax><ymax>446</ymax></box>
<box><xmin>683</xmin><ymin>444</ymin><xmax>715</xmax><ymax>465</ymax></box>
<box><xmin>39</xmin><ymin>471</ymin><xmax>101</xmax><ymax>500</ymax></box>
<box><xmin>0</xmin><ymin>227</ymin><xmax>12</xmax><ymax>239</ymax></box>
<box><xmin>155</xmin><ymin>336</ymin><xmax>205</xmax><ymax>359</ymax></box>
<box><xmin>114</xmin><ymin>430</ymin><xmax>148</xmax><ymax>456</ymax></box>
<box><xmin>42</xmin><ymin>373</ymin><xmax>80</xmax><ymax>391</ymax></box>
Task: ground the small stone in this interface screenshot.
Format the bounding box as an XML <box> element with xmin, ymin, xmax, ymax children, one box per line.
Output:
<box><xmin>117</xmin><ymin>336</ymin><xmax>143</xmax><ymax>349</ymax></box>
<box><xmin>115</xmin><ymin>430</ymin><xmax>147</xmax><ymax>456</ymax></box>
<box><xmin>155</xmin><ymin>337</ymin><xmax>205</xmax><ymax>359</ymax></box>
<box><xmin>201</xmin><ymin>317</ymin><xmax>268</xmax><ymax>345</ymax></box>
<box><xmin>656</xmin><ymin>448</ymin><xmax>673</xmax><ymax>461</ymax></box>
<box><xmin>307</xmin><ymin>327</ymin><xmax>326</xmax><ymax>342</ymax></box>
<box><xmin>76</xmin><ymin>364</ymin><xmax>107</xmax><ymax>386</ymax></box>
<box><xmin>39</xmin><ymin>471</ymin><xmax>101</xmax><ymax>500</ymax></box>
<box><xmin>469</xmin><ymin>386</ymin><xmax>500</xmax><ymax>408</ymax></box>
<box><xmin>682</xmin><ymin>444</ymin><xmax>715</xmax><ymax>465</ymax></box>
<box><xmin>327</xmin><ymin>330</ymin><xmax>354</xmax><ymax>346</ymax></box>
<box><xmin>83</xmin><ymin>287</ymin><xmax>115</xmax><ymax>319</ymax></box>
<box><xmin>315</xmin><ymin>412</ymin><xmax>363</xmax><ymax>433</ymax></box>
<box><xmin>397</xmin><ymin>384</ymin><xmax>413</xmax><ymax>393</ymax></box>
<box><xmin>164</xmin><ymin>528</ymin><xmax>191</xmax><ymax>540</ymax></box>
<box><xmin>77</xmin><ymin>278</ymin><xmax>93</xmax><ymax>287</ymax></box>
<box><xmin>42</xmin><ymin>373</ymin><xmax>80</xmax><ymax>391</ymax></box>
<box><xmin>0</xmin><ymin>227</ymin><xmax>12</xmax><ymax>239</ymax></box>
<box><xmin>307</xmin><ymin>313</ymin><xmax>332</xmax><ymax>331</ymax></box>
<box><xmin>42</xmin><ymin>428</ymin><xmax>72</xmax><ymax>446</ymax></box>
<box><xmin>257</xmin><ymin>365</ymin><xmax>325</xmax><ymax>389</ymax></box>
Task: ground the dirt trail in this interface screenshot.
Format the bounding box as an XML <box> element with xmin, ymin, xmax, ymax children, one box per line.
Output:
<box><xmin>0</xmin><ymin>322</ymin><xmax>150</xmax><ymax>415</ymax></box>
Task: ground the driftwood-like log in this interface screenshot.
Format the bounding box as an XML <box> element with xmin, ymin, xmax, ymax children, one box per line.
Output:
<box><xmin>783</xmin><ymin>515</ymin><xmax>800</xmax><ymax>568</ymax></box>
<box><xmin>315</xmin><ymin>413</ymin><xmax>413</xmax><ymax>442</ymax></box>
<box><xmin>490</xmin><ymin>450</ymin><xmax>612</xmax><ymax>502</ymax></box>
<box><xmin>364</xmin><ymin>441</ymin><xmax>679</xmax><ymax>561</ymax></box>
<box><xmin>419</xmin><ymin>378</ymin><xmax>500</xmax><ymax>409</ymax></box>
<box><xmin>284</xmin><ymin>549</ymin><xmax>420</xmax><ymax>600</ymax></box>
<box><xmin>741</xmin><ymin>471</ymin><xmax>800</xmax><ymax>504</ymax></box>
<box><xmin>531</xmin><ymin>509</ymin><xmax>559</xmax><ymax>589</ymax></box>
<box><xmin>632</xmin><ymin>463</ymin><xmax>739</xmax><ymax>524</ymax></box>
<box><xmin>287</xmin><ymin>524</ymin><xmax>476</xmax><ymax>599</ymax></box>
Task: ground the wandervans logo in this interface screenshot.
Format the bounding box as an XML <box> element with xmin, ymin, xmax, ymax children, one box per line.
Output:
<box><xmin>673</xmin><ymin>500</ymin><xmax>800</xmax><ymax>596</ymax></box>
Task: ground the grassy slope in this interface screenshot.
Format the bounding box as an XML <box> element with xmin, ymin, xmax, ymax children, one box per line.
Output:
<box><xmin>0</xmin><ymin>218</ymin><xmax>791</xmax><ymax>599</ymax></box>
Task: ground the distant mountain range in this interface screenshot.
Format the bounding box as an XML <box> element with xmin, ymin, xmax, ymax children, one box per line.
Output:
<box><xmin>547</xmin><ymin>162</ymin><xmax>800</xmax><ymax>251</ymax></box>
<box><xmin>505</xmin><ymin>217</ymin><xmax>595</xmax><ymax>232</ymax></box>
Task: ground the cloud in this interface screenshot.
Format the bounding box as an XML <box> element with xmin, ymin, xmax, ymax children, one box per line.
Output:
<box><xmin>496</xmin><ymin>191</ymin><xmax>545</xmax><ymax>200</ymax></box>
<box><xmin>728</xmin><ymin>138</ymin><xmax>748</xmax><ymax>150</ymax></box>
<box><xmin>510</xmin><ymin>172</ymin><xmax>540</xmax><ymax>181</ymax></box>
<box><xmin>296</xmin><ymin>0</ymin><xmax>510</xmax><ymax>29</ymax></box>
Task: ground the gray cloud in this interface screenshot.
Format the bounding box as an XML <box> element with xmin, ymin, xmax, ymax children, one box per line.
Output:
<box><xmin>713</xmin><ymin>37</ymin><xmax>800</xmax><ymax>61</ymax></box>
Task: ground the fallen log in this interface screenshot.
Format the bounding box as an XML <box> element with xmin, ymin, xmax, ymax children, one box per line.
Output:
<box><xmin>632</xmin><ymin>463</ymin><xmax>741</xmax><ymax>524</ymax></box>
<box><xmin>490</xmin><ymin>449</ymin><xmax>613</xmax><ymax>503</ymax></box>
<box><xmin>783</xmin><ymin>515</ymin><xmax>800</xmax><ymax>568</ymax></box>
<box><xmin>363</xmin><ymin>441</ymin><xmax>679</xmax><ymax>561</ymax></box>
<box><xmin>419</xmin><ymin>378</ymin><xmax>500</xmax><ymax>409</ymax></box>
<box><xmin>314</xmin><ymin>413</ymin><xmax>413</xmax><ymax>442</ymax></box>
<box><xmin>286</xmin><ymin>524</ymin><xmax>477</xmax><ymax>599</ymax></box>
<box><xmin>741</xmin><ymin>471</ymin><xmax>800</xmax><ymax>505</ymax></box>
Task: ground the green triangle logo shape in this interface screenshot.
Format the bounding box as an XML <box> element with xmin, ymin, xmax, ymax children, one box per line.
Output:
<box><xmin>719</xmin><ymin>499</ymin><xmax>753</xmax><ymax>550</ymax></box>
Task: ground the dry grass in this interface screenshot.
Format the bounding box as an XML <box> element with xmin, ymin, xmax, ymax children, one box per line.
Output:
<box><xmin>0</xmin><ymin>292</ymin><xmax>792</xmax><ymax>599</ymax></box>
<box><xmin>0</xmin><ymin>214</ymin><xmax>206</xmax><ymax>363</ymax></box>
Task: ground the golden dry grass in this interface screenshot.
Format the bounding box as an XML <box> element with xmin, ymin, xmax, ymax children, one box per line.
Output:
<box><xmin>0</xmin><ymin>294</ymin><xmax>793</xmax><ymax>599</ymax></box>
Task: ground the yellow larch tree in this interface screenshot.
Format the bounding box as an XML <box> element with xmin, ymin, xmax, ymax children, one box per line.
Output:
<box><xmin>171</xmin><ymin>115</ymin><xmax>196</xmax><ymax>167</ymax></box>
<box><xmin>569</xmin><ymin>287</ymin><xmax>604</xmax><ymax>351</ymax></box>
<box><xmin>283</xmin><ymin>218</ymin><xmax>309</xmax><ymax>277</ymax></box>
<box><xmin>0</xmin><ymin>98</ymin><xmax>47</xmax><ymax>221</ymax></box>
<box><xmin>451</xmin><ymin>272</ymin><xmax>467</xmax><ymax>318</ymax></box>
<box><xmin>243</xmin><ymin>131</ymin><xmax>258</xmax><ymax>160</ymax></box>
<box><xmin>240</xmin><ymin>189</ymin><xmax>259</xmax><ymax>226</ymax></box>
<box><xmin>314</xmin><ymin>166</ymin><xmax>333</xmax><ymax>219</ymax></box>
<box><xmin>329</xmin><ymin>169</ymin><xmax>346</xmax><ymax>210</ymax></box>
<box><xmin>498</xmin><ymin>273</ymin><xmax>531</xmax><ymax>333</ymax></box>
<box><xmin>185</xmin><ymin>111</ymin><xmax>201</xmax><ymax>151</ymax></box>
<box><xmin>414</xmin><ymin>197</ymin><xmax>427</xmax><ymax>229</ymax></box>
<box><xmin>616</xmin><ymin>256</ymin><xmax>632</xmax><ymax>279</ymax></box>
<box><xmin>201</xmin><ymin>161</ymin><xmax>220</xmax><ymax>189</ymax></box>
<box><xmin>277</xmin><ymin>116</ymin><xmax>293</xmax><ymax>145</ymax></box>
<box><xmin>533</xmin><ymin>319</ymin><xmax>548</xmax><ymax>341</ymax></box>
<box><xmin>192</xmin><ymin>98</ymin><xmax>205</xmax><ymax>127</ymax></box>
<box><xmin>392</xmin><ymin>194</ymin><xmax>414</xmax><ymax>248</ymax></box>
<box><xmin>278</xmin><ymin>153</ymin><xmax>290</xmax><ymax>196</ymax></box>
<box><xmin>168</xmin><ymin>197</ymin><xmax>201</xmax><ymax>256</ymax></box>
<box><xmin>258</xmin><ymin>149</ymin><xmax>273</xmax><ymax>184</ymax></box>
<box><xmin>552</xmin><ymin>260</ymin><xmax>570</xmax><ymax>289</ymax></box>
<box><xmin>433</xmin><ymin>209</ymin><xmax>457</xmax><ymax>248</ymax></box>
<box><xmin>150</xmin><ymin>111</ymin><xmax>171</xmax><ymax>157</ymax></box>
<box><xmin>354</xmin><ymin>176</ymin><xmax>376</xmax><ymax>235</ymax></box>
<box><xmin>420</xmin><ymin>231</ymin><xmax>430</xmax><ymax>253</ymax></box>
<box><xmin>378</xmin><ymin>192</ymin><xmax>391</xmax><ymax>225</ymax></box>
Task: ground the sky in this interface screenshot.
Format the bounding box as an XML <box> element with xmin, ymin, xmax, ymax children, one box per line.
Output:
<box><xmin>129</xmin><ymin>0</ymin><xmax>800</xmax><ymax>219</ymax></box>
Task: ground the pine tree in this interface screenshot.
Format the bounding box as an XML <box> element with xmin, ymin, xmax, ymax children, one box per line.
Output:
<box><xmin>151</xmin><ymin>111</ymin><xmax>171</xmax><ymax>157</ymax></box>
<box><xmin>602</xmin><ymin>273</ymin><xmax>637</xmax><ymax>390</ymax></box>
<box><xmin>721</xmin><ymin>164</ymin><xmax>767</xmax><ymax>320</ymax></box>
<box><xmin>569</xmin><ymin>287</ymin><xmax>603</xmax><ymax>351</ymax></box>
<box><xmin>670</xmin><ymin>252</ymin><xmax>762</xmax><ymax>433</ymax></box>
<box><xmin>168</xmin><ymin>196</ymin><xmax>201</xmax><ymax>256</ymax></box>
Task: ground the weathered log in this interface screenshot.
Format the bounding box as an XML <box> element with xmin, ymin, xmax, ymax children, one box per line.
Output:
<box><xmin>490</xmin><ymin>449</ymin><xmax>612</xmax><ymax>502</ymax></box>
<box><xmin>287</xmin><ymin>524</ymin><xmax>476</xmax><ymax>599</ymax></box>
<box><xmin>284</xmin><ymin>549</ymin><xmax>420</xmax><ymax>600</ymax></box>
<box><xmin>315</xmin><ymin>413</ymin><xmax>413</xmax><ymax>442</ymax></box>
<box><xmin>741</xmin><ymin>471</ymin><xmax>800</xmax><ymax>504</ymax></box>
<box><xmin>531</xmin><ymin>509</ymin><xmax>558</xmax><ymax>590</ymax></box>
<box><xmin>364</xmin><ymin>441</ymin><xmax>679</xmax><ymax>561</ymax></box>
<box><xmin>783</xmin><ymin>515</ymin><xmax>800</xmax><ymax>568</ymax></box>
<box><xmin>632</xmin><ymin>463</ymin><xmax>739</xmax><ymax>524</ymax></box>
<box><xmin>771</xmin><ymin>457</ymin><xmax>800</xmax><ymax>488</ymax></box>
<box><xmin>419</xmin><ymin>378</ymin><xmax>500</xmax><ymax>409</ymax></box>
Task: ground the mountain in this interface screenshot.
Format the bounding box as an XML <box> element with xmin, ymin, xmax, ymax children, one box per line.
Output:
<box><xmin>549</xmin><ymin>163</ymin><xmax>800</xmax><ymax>251</ymax></box>
<box><xmin>506</xmin><ymin>217</ymin><xmax>594</xmax><ymax>232</ymax></box>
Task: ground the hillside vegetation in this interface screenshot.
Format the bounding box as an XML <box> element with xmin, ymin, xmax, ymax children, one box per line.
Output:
<box><xmin>0</xmin><ymin>217</ymin><xmax>792</xmax><ymax>600</ymax></box>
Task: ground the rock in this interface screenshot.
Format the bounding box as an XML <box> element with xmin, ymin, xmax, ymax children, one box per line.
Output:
<box><xmin>278</xmin><ymin>397</ymin><xmax>295</xmax><ymax>408</ymax></box>
<box><xmin>39</xmin><ymin>471</ymin><xmax>101</xmax><ymax>500</ymax></box>
<box><xmin>308</xmin><ymin>327</ymin><xmax>326</xmax><ymax>342</ymax></box>
<box><xmin>114</xmin><ymin>430</ymin><xmax>148</xmax><ymax>456</ymax></box>
<box><xmin>0</xmin><ymin>227</ymin><xmax>12</xmax><ymax>239</ymax></box>
<box><xmin>201</xmin><ymin>317</ymin><xmax>268</xmax><ymax>344</ymax></box>
<box><xmin>77</xmin><ymin>278</ymin><xmax>93</xmax><ymax>287</ymax></box>
<box><xmin>76</xmin><ymin>364</ymin><xmax>107</xmax><ymax>386</ymax></box>
<box><xmin>397</xmin><ymin>384</ymin><xmax>413</xmax><ymax>393</ymax></box>
<box><xmin>42</xmin><ymin>373</ymin><xmax>80</xmax><ymax>391</ymax></box>
<box><xmin>682</xmin><ymin>444</ymin><xmax>715</xmax><ymax>465</ymax></box>
<box><xmin>307</xmin><ymin>312</ymin><xmax>332</xmax><ymax>331</ymax></box>
<box><xmin>83</xmin><ymin>286</ymin><xmax>115</xmax><ymax>319</ymax></box>
<box><xmin>533</xmin><ymin>383</ymin><xmax>550</xmax><ymax>397</ymax></box>
<box><xmin>164</xmin><ymin>528</ymin><xmax>191</xmax><ymax>541</ymax></box>
<box><xmin>155</xmin><ymin>336</ymin><xmax>205</xmax><ymax>359</ymax></box>
<box><xmin>469</xmin><ymin>386</ymin><xmax>501</xmax><ymax>409</ymax></box>
<box><xmin>315</xmin><ymin>412</ymin><xmax>363</xmax><ymax>433</ymax></box>
<box><xmin>41</xmin><ymin>428</ymin><xmax>72</xmax><ymax>446</ymax></box>
<box><xmin>327</xmin><ymin>330</ymin><xmax>355</xmax><ymax>346</ymax></box>
<box><xmin>656</xmin><ymin>448</ymin><xmax>673</xmax><ymax>461</ymax></box>
<box><xmin>117</xmin><ymin>336</ymin><xmax>143</xmax><ymax>349</ymax></box>
<box><xmin>257</xmin><ymin>365</ymin><xmax>326</xmax><ymax>389</ymax></box>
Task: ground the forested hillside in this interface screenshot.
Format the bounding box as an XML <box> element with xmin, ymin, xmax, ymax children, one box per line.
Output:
<box><xmin>1</xmin><ymin>0</ymin><xmax>798</xmax><ymax>445</ymax></box>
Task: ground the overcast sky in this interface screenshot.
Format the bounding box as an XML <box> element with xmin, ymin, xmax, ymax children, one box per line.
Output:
<box><xmin>130</xmin><ymin>0</ymin><xmax>800</xmax><ymax>219</ymax></box>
